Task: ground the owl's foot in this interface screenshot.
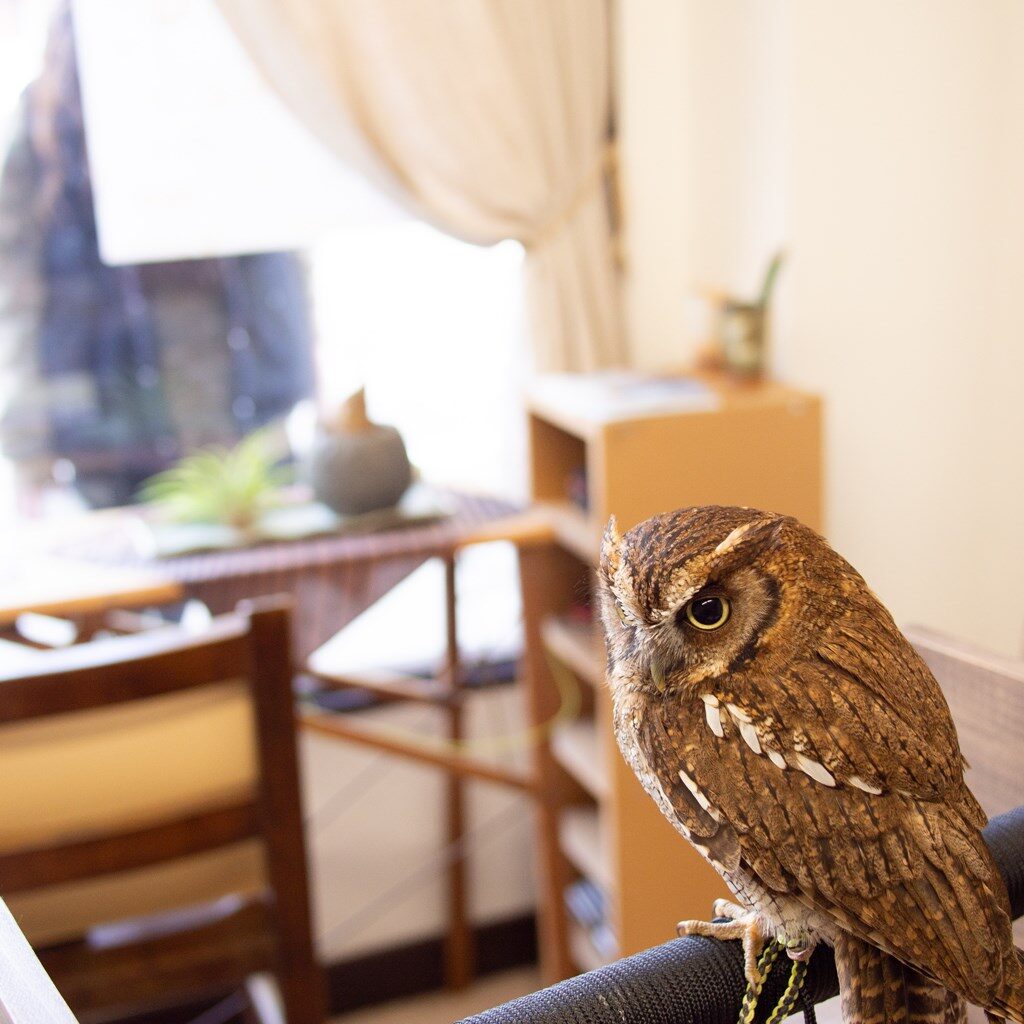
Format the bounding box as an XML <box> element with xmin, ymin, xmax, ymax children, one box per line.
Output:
<box><xmin>677</xmin><ymin>900</ymin><xmax>767</xmax><ymax>987</ymax></box>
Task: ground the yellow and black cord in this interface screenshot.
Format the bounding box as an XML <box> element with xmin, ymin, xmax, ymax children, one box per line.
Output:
<box><xmin>738</xmin><ymin>940</ymin><xmax>810</xmax><ymax>1024</ymax></box>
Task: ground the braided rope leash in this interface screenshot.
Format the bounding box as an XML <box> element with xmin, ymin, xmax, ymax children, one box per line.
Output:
<box><xmin>737</xmin><ymin>939</ymin><xmax>811</xmax><ymax>1024</ymax></box>
<box><xmin>739</xmin><ymin>941</ymin><xmax>784</xmax><ymax>1024</ymax></box>
<box><xmin>765</xmin><ymin>954</ymin><xmax>809</xmax><ymax>1024</ymax></box>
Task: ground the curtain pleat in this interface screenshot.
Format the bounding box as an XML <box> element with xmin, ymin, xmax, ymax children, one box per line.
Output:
<box><xmin>214</xmin><ymin>0</ymin><xmax>626</xmax><ymax>371</ymax></box>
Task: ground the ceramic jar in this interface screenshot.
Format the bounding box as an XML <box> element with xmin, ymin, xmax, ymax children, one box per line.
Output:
<box><xmin>310</xmin><ymin>389</ymin><xmax>412</xmax><ymax>515</ymax></box>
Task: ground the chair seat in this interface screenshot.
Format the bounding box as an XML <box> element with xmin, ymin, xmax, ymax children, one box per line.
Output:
<box><xmin>37</xmin><ymin>896</ymin><xmax>277</xmax><ymax>1024</ymax></box>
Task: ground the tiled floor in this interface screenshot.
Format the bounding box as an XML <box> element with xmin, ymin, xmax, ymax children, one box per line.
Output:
<box><xmin>331</xmin><ymin>968</ymin><xmax>541</xmax><ymax>1024</ymax></box>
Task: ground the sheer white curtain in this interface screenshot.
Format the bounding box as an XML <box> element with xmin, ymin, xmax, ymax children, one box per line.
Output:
<box><xmin>213</xmin><ymin>0</ymin><xmax>626</xmax><ymax>372</ymax></box>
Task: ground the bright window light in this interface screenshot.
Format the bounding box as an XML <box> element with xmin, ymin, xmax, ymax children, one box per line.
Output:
<box><xmin>72</xmin><ymin>0</ymin><xmax>403</xmax><ymax>265</ymax></box>
<box><xmin>0</xmin><ymin>0</ymin><xmax>527</xmax><ymax>517</ymax></box>
<box><xmin>309</xmin><ymin>224</ymin><xmax>527</xmax><ymax>501</ymax></box>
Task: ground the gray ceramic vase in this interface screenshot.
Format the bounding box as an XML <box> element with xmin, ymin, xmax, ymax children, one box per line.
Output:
<box><xmin>310</xmin><ymin>389</ymin><xmax>412</xmax><ymax>516</ymax></box>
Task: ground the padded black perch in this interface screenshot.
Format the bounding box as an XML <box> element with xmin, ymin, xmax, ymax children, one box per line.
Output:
<box><xmin>459</xmin><ymin>805</ymin><xmax>1024</xmax><ymax>1024</ymax></box>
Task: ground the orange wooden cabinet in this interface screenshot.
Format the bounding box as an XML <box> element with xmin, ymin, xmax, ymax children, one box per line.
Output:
<box><xmin>524</xmin><ymin>371</ymin><xmax>823</xmax><ymax>980</ymax></box>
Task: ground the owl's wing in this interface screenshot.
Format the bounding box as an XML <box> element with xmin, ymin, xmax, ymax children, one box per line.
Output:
<box><xmin>641</xmin><ymin>623</ymin><xmax>1016</xmax><ymax>1006</ymax></box>
<box><xmin>795</xmin><ymin>612</ymin><xmax>977</xmax><ymax>809</ymax></box>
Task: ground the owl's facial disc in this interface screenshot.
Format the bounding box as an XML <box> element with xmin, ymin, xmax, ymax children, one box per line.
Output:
<box><xmin>644</xmin><ymin>566</ymin><xmax>780</xmax><ymax>691</ymax></box>
<box><xmin>600</xmin><ymin>508</ymin><xmax>788</xmax><ymax>696</ymax></box>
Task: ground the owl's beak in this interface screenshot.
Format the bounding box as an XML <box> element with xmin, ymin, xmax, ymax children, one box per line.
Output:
<box><xmin>651</xmin><ymin>656</ymin><xmax>666</xmax><ymax>694</ymax></box>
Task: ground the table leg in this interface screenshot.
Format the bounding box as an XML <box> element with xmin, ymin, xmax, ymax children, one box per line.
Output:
<box><xmin>442</xmin><ymin>552</ymin><xmax>474</xmax><ymax>989</ymax></box>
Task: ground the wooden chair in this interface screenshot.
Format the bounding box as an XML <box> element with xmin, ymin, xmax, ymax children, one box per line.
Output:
<box><xmin>908</xmin><ymin>626</ymin><xmax>1024</xmax><ymax>819</ymax></box>
<box><xmin>908</xmin><ymin>625</ymin><xmax>1024</xmax><ymax>962</ymax></box>
<box><xmin>0</xmin><ymin>598</ymin><xmax>324</xmax><ymax>1024</ymax></box>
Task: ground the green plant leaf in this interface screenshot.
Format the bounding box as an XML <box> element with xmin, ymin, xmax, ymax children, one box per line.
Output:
<box><xmin>137</xmin><ymin>427</ymin><xmax>290</xmax><ymax>529</ymax></box>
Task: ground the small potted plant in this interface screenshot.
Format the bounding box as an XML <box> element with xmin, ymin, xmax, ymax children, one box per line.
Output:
<box><xmin>138</xmin><ymin>427</ymin><xmax>289</xmax><ymax>537</ymax></box>
<box><xmin>717</xmin><ymin>251</ymin><xmax>785</xmax><ymax>379</ymax></box>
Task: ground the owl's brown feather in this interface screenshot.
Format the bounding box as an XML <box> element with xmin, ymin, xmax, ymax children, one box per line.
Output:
<box><xmin>835</xmin><ymin>932</ymin><xmax>968</xmax><ymax>1024</ymax></box>
<box><xmin>601</xmin><ymin>506</ymin><xmax>1024</xmax><ymax>1024</ymax></box>
<box><xmin>635</xmin><ymin>690</ymin><xmax>1012</xmax><ymax>1004</ymax></box>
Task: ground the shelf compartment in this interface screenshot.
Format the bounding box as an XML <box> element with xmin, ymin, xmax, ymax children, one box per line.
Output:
<box><xmin>541</xmin><ymin>613</ymin><xmax>605</xmax><ymax>689</ymax></box>
<box><xmin>568</xmin><ymin>919</ymin><xmax>617</xmax><ymax>973</ymax></box>
<box><xmin>536</xmin><ymin>501</ymin><xmax>601</xmax><ymax>563</ymax></box>
<box><xmin>564</xmin><ymin>877</ymin><xmax>617</xmax><ymax>972</ymax></box>
<box><xmin>551</xmin><ymin>719</ymin><xmax>607</xmax><ymax>800</ymax></box>
<box><xmin>558</xmin><ymin>804</ymin><xmax>612</xmax><ymax>893</ymax></box>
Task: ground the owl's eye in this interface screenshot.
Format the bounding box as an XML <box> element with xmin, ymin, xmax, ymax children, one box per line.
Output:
<box><xmin>683</xmin><ymin>595</ymin><xmax>730</xmax><ymax>630</ymax></box>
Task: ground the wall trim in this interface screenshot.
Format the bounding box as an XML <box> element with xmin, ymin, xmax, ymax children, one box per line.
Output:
<box><xmin>326</xmin><ymin>912</ymin><xmax>538</xmax><ymax>1015</ymax></box>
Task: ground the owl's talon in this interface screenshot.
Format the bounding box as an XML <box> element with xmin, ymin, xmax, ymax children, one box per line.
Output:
<box><xmin>782</xmin><ymin>933</ymin><xmax>815</xmax><ymax>962</ymax></box>
<box><xmin>712</xmin><ymin>898</ymin><xmax>748</xmax><ymax>921</ymax></box>
<box><xmin>677</xmin><ymin>911</ymin><xmax>766</xmax><ymax>988</ymax></box>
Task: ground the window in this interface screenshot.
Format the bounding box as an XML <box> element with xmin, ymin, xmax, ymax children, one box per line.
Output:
<box><xmin>0</xmin><ymin>0</ymin><xmax>527</xmax><ymax>515</ymax></box>
<box><xmin>309</xmin><ymin>224</ymin><xmax>527</xmax><ymax>501</ymax></box>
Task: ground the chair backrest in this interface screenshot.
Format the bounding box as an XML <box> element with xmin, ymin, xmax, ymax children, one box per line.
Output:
<box><xmin>908</xmin><ymin>625</ymin><xmax>1024</xmax><ymax>818</ymax></box>
<box><xmin>0</xmin><ymin>599</ymin><xmax>322</xmax><ymax>1022</ymax></box>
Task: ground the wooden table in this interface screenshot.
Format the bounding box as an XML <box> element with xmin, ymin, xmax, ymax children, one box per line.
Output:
<box><xmin>53</xmin><ymin>492</ymin><xmax>518</xmax><ymax>661</ymax></box>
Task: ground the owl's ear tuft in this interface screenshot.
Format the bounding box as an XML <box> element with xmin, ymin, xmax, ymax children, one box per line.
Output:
<box><xmin>713</xmin><ymin>515</ymin><xmax>786</xmax><ymax>566</ymax></box>
<box><xmin>600</xmin><ymin>515</ymin><xmax>623</xmax><ymax>580</ymax></box>
<box><xmin>714</xmin><ymin>521</ymin><xmax>760</xmax><ymax>556</ymax></box>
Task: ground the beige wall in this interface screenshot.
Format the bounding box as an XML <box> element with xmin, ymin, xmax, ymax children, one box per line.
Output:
<box><xmin>617</xmin><ymin>0</ymin><xmax>1024</xmax><ymax>655</ymax></box>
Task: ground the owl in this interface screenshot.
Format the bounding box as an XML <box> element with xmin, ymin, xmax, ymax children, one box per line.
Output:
<box><xmin>599</xmin><ymin>505</ymin><xmax>1024</xmax><ymax>1024</ymax></box>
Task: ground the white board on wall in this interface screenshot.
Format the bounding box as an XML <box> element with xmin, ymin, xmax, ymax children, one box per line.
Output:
<box><xmin>71</xmin><ymin>0</ymin><xmax>403</xmax><ymax>266</ymax></box>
